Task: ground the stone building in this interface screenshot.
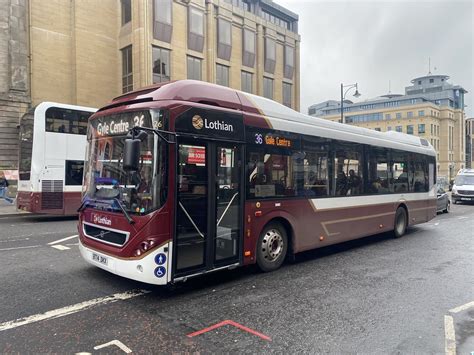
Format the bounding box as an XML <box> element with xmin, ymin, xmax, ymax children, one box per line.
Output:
<box><xmin>308</xmin><ymin>74</ymin><xmax>468</xmax><ymax>180</ymax></box>
<box><xmin>0</xmin><ymin>0</ymin><xmax>29</xmax><ymax>174</ymax></box>
<box><xmin>0</xmin><ymin>0</ymin><xmax>300</xmax><ymax>174</ymax></box>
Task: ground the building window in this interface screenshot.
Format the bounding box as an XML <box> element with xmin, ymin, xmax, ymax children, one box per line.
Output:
<box><xmin>284</xmin><ymin>46</ymin><xmax>294</xmax><ymax>79</ymax></box>
<box><xmin>385</xmin><ymin>114</ymin><xmax>391</xmax><ymax>120</ymax></box>
<box><xmin>396</xmin><ymin>113</ymin><xmax>402</xmax><ymax>119</ymax></box>
<box><xmin>241</xmin><ymin>71</ymin><xmax>253</xmax><ymax>93</ymax></box>
<box><xmin>264</xmin><ymin>37</ymin><xmax>276</xmax><ymax>73</ymax></box>
<box><xmin>188</xmin><ymin>7</ymin><xmax>204</xmax><ymax>52</ymax></box>
<box><xmin>152</xmin><ymin>47</ymin><xmax>170</xmax><ymax>83</ymax></box>
<box><xmin>282</xmin><ymin>82</ymin><xmax>292</xmax><ymax>107</ymax></box>
<box><xmin>407</xmin><ymin>111</ymin><xmax>413</xmax><ymax>118</ymax></box>
<box><xmin>121</xmin><ymin>46</ymin><xmax>133</xmax><ymax>93</ymax></box>
<box><xmin>153</xmin><ymin>0</ymin><xmax>172</xmax><ymax>42</ymax></box>
<box><xmin>418</xmin><ymin>110</ymin><xmax>425</xmax><ymax>116</ymax></box>
<box><xmin>216</xmin><ymin>64</ymin><xmax>229</xmax><ymax>87</ymax></box>
<box><xmin>187</xmin><ymin>56</ymin><xmax>202</xmax><ymax>80</ymax></box>
<box><xmin>396</xmin><ymin>126</ymin><xmax>402</xmax><ymax>132</ymax></box>
<box><xmin>374</xmin><ymin>128</ymin><xmax>381</xmax><ymax>132</ymax></box>
<box><xmin>263</xmin><ymin>77</ymin><xmax>273</xmax><ymax>99</ymax></box>
<box><xmin>407</xmin><ymin>125</ymin><xmax>414</xmax><ymax>135</ymax></box>
<box><xmin>429</xmin><ymin>78</ymin><xmax>434</xmax><ymax>83</ymax></box>
<box><xmin>418</xmin><ymin>80</ymin><xmax>422</xmax><ymax>85</ymax></box>
<box><xmin>121</xmin><ymin>0</ymin><xmax>131</xmax><ymax>25</ymax></box>
<box><xmin>418</xmin><ymin>124</ymin><xmax>425</xmax><ymax>134</ymax></box>
<box><xmin>242</xmin><ymin>28</ymin><xmax>255</xmax><ymax>67</ymax></box>
<box><xmin>217</xmin><ymin>18</ymin><xmax>231</xmax><ymax>60</ymax></box>
<box><xmin>387</xmin><ymin>126</ymin><xmax>392</xmax><ymax>131</ymax></box>
<box><xmin>261</xmin><ymin>10</ymin><xmax>291</xmax><ymax>30</ymax></box>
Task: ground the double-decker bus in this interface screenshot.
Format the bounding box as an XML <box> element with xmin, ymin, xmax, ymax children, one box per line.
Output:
<box><xmin>78</xmin><ymin>80</ymin><xmax>436</xmax><ymax>285</ymax></box>
<box><xmin>17</xmin><ymin>102</ymin><xmax>97</xmax><ymax>215</ymax></box>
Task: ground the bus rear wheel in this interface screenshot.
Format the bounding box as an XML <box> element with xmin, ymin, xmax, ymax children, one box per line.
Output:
<box><xmin>393</xmin><ymin>207</ymin><xmax>408</xmax><ymax>238</ymax></box>
<box><xmin>257</xmin><ymin>222</ymin><xmax>288</xmax><ymax>272</ymax></box>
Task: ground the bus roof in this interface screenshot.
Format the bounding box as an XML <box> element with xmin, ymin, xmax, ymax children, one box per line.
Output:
<box><xmin>102</xmin><ymin>80</ymin><xmax>436</xmax><ymax>156</ymax></box>
<box><xmin>33</xmin><ymin>102</ymin><xmax>97</xmax><ymax>114</ymax></box>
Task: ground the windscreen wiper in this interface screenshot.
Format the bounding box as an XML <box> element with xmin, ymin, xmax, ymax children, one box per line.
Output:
<box><xmin>113</xmin><ymin>198</ymin><xmax>135</xmax><ymax>225</ymax></box>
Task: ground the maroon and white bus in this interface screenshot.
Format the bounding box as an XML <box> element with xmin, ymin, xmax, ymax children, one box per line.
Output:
<box><xmin>78</xmin><ymin>80</ymin><xmax>437</xmax><ymax>285</ymax></box>
<box><xmin>17</xmin><ymin>102</ymin><xmax>97</xmax><ymax>215</ymax></box>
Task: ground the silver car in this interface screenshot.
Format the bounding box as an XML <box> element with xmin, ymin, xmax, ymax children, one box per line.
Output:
<box><xmin>436</xmin><ymin>186</ymin><xmax>450</xmax><ymax>213</ymax></box>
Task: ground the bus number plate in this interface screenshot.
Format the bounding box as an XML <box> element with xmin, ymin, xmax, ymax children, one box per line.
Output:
<box><xmin>92</xmin><ymin>253</ymin><xmax>108</xmax><ymax>265</ymax></box>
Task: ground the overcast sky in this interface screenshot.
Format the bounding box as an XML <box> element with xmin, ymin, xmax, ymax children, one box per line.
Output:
<box><xmin>275</xmin><ymin>0</ymin><xmax>474</xmax><ymax>117</ymax></box>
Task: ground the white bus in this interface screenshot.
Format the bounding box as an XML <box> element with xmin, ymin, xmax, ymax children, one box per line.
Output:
<box><xmin>17</xmin><ymin>102</ymin><xmax>97</xmax><ymax>215</ymax></box>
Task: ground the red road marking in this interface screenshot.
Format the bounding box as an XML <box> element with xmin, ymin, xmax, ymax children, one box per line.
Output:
<box><xmin>187</xmin><ymin>320</ymin><xmax>271</xmax><ymax>341</ymax></box>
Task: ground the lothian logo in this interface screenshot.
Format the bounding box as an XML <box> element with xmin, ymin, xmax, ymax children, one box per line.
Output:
<box><xmin>93</xmin><ymin>214</ymin><xmax>112</xmax><ymax>226</ymax></box>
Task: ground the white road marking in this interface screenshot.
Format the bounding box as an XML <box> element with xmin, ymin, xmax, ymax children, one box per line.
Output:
<box><xmin>449</xmin><ymin>300</ymin><xmax>474</xmax><ymax>314</ymax></box>
<box><xmin>0</xmin><ymin>245</ymin><xmax>42</xmax><ymax>252</ymax></box>
<box><xmin>94</xmin><ymin>340</ymin><xmax>132</xmax><ymax>353</ymax></box>
<box><xmin>444</xmin><ymin>315</ymin><xmax>456</xmax><ymax>355</ymax></box>
<box><xmin>0</xmin><ymin>289</ymin><xmax>150</xmax><ymax>332</ymax></box>
<box><xmin>0</xmin><ymin>238</ymin><xmax>30</xmax><ymax>243</ymax></box>
<box><xmin>48</xmin><ymin>235</ymin><xmax>78</xmax><ymax>245</ymax></box>
<box><xmin>51</xmin><ymin>245</ymin><xmax>70</xmax><ymax>251</ymax></box>
<box><xmin>457</xmin><ymin>216</ymin><xmax>469</xmax><ymax>220</ymax></box>
<box><xmin>65</xmin><ymin>243</ymin><xmax>79</xmax><ymax>246</ymax></box>
<box><xmin>434</xmin><ymin>222</ymin><xmax>440</xmax><ymax>226</ymax></box>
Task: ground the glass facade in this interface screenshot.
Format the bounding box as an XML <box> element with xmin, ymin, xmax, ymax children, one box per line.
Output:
<box><xmin>345</xmin><ymin>112</ymin><xmax>383</xmax><ymax>123</ymax></box>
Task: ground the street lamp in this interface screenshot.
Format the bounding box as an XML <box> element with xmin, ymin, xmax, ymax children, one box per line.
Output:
<box><xmin>340</xmin><ymin>83</ymin><xmax>361</xmax><ymax>124</ymax></box>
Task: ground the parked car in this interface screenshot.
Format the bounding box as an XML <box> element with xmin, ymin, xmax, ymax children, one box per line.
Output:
<box><xmin>451</xmin><ymin>169</ymin><xmax>474</xmax><ymax>204</ymax></box>
<box><xmin>436</xmin><ymin>186</ymin><xmax>450</xmax><ymax>213</ymax></box>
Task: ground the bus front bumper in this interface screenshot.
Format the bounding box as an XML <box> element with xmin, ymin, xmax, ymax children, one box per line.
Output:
<box><xmin>79</xmin><ymin>239</ymin><xmax>172</xmax><ymax>285</ymax></box>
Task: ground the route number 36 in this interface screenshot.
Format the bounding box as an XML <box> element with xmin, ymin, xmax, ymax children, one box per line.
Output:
<box><xmin>133</xmin><ymin>114</ymin><xmax>145</xmax><ymax>127</ymax></box>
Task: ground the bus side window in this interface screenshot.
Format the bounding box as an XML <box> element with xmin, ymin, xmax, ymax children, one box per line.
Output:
<box><xmin>367</xmin><ymin>147</ymin><xmax>390</xmax><ymax>194</ymax></box>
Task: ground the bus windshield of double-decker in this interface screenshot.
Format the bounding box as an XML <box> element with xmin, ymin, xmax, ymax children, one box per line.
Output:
<box><xmin>83</xmin><ymin>110</ymin><xmax>168</xmax><ymax>214</ymax></box>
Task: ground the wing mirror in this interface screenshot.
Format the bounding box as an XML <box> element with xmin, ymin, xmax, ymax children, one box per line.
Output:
<box><xmin>123</xmin><ymin>129</ymin><xmax>147</xmax><ymax>171</ymax></box>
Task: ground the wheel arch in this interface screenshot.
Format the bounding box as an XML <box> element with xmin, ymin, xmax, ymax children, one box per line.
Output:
<box><xmin>396</xmin><ymin>202</ymin><xmax>409</xmax><ymax>224</ymax></box>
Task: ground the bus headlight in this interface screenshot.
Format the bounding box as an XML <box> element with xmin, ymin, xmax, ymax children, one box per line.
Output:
<box><xmin>133</xmin><ymin>239</ymin><xmax>158</xmax><ymax>257</ymax></box>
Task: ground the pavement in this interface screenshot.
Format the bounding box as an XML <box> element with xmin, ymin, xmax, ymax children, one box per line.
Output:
<box><xmin>0</xmin><ymin>203</ymin><xmax>472</xmax><ymax>353</ymax></box>
<box><xmin>0</xmin><ymin>198</ymin><xmax>28</xmax><ymax>217</ymax></box>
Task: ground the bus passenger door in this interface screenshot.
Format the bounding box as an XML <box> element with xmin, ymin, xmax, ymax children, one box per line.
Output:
<box><xmin>213</xmin><ymin>144</ymin><xmax>241</xmax><ymax>266</ymax></box>
<box><xmin>174</xmin><ymin>141</ymin><xmax>242</xmax><ymax>278</ymax></box>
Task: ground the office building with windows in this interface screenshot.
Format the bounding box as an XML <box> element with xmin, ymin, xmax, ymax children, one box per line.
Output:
<box><xmin>308</xmin><ymin>74</ymin><xmax>468</xmax><ymax>180</ymax></box>
<box><xmin>0</xmin><ymin>0</ymin><xmax>300</xmax><ymax>174</ymax></box>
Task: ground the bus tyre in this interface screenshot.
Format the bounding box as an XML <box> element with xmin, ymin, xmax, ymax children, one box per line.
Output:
<box><xmin>257</xmin><ymin>222</ymin><xmax>288</xmax><ymax>272</ymax></box>
<box><xmin>393</xmin><ymin>207</ymin><xmax>408</xmax><ymax>238</ymax></box>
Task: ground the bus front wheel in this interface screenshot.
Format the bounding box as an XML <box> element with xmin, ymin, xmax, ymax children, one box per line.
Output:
<box><xmin>393</xmin><ymin>207</ymin><xmax>408</xmax><ymax>238</ymax></box>
<box><xmin>257</xmin><ymin>222</ymin><xmax>288</xmax><ymax>272</ymax></box>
